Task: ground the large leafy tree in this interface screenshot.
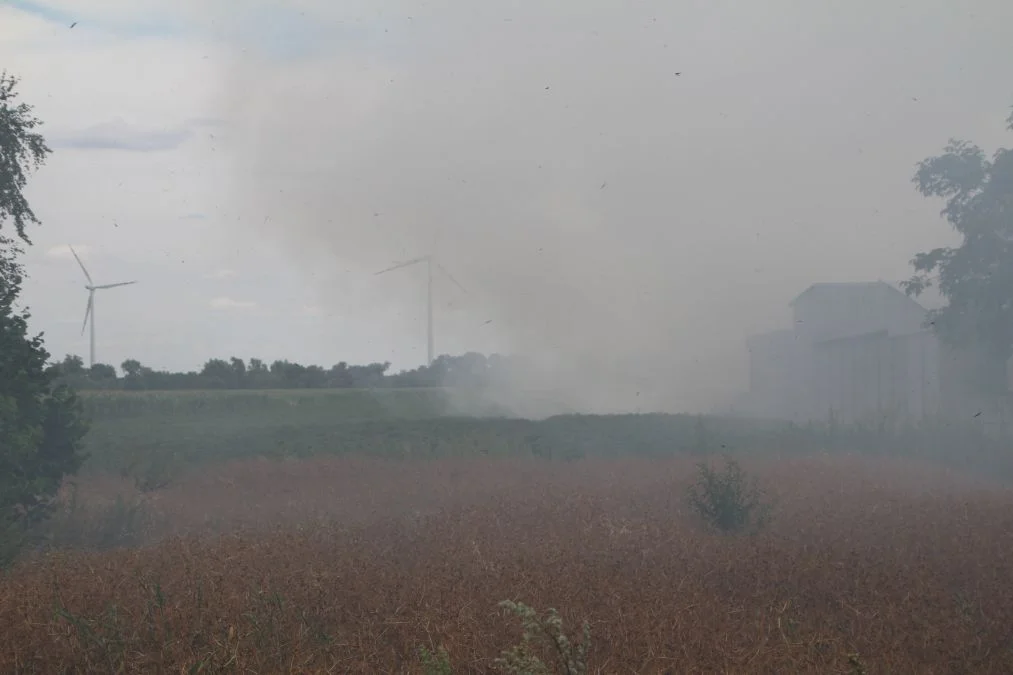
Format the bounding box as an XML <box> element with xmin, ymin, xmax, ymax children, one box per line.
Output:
<box><xmin>903</xmin><ymin>107</ymin><xmax>1013</xmax><ymax>393</ymax></box>
<box><xmin>0</xmin><ymin>72</ymin><xmax>88</xmax><ymax>565</ymax></box>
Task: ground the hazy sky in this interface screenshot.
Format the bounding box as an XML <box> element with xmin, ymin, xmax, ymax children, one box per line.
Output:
<box><xmin>2</xmin><ymin>0</ymin><xmax>1012</xmax><ymax>411</ymax></box>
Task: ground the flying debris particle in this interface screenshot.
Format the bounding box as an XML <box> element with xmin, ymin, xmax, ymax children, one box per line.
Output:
<box><xmin>544</xmin><ymin>86</ymin><xmax>550</xmax><ymax>90</ymax></box>
<box><xmin>600</xmin><ymin>181</ymin><xmax>607</xmax><ymax>190</ymax></box>
<box><xmin>973</xmin><ymin>411</ymin><xmax>982</xmax><ymax>418</ymax></box>
<box><xmin>69</xmin><ymin>22</ymin><xmax>77</xmax><ymax>29</ymax></box>
<box><xmin>674</xmin><ymin>72</ymin><xmax>681</xmax><ymax>76</ymax></box>
<box><xmin>482</xmin><ymin>319</ymin><xmax>493</xmax><ymax>325</ymax></box>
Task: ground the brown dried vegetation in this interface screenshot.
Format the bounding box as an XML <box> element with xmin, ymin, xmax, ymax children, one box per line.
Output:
<box><xmin>2</xmin><ymin>455</ymin><xmax>1012</xmax><ymax>673</ymax></box>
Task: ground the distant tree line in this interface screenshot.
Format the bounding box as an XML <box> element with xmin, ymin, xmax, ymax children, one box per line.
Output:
<box><xmin>46</xmin><ymin>352</ymin><xmax>518</xmax><ymax>391</ymax></box>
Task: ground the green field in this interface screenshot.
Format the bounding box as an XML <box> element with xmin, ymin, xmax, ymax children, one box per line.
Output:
<box><xmin>78</xmin><ymin>388</ymin><xmax>1013</xmax><ymax>480</ymax></box>
<box><xmin>79</xmin><ymin>387</ymin><xmax>461</xmax><ymax>419</ymax></box>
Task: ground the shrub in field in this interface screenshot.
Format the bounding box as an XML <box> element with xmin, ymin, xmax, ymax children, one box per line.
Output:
<box><xmin>417</xmin><ymin>600</ymin><xmax>591</xmax><ymax>674</ymax></box>
<box><xmin>122</xmin><ymin>451</ymin><xmax>179</xmax><ymax>493</ymax></box>
<box><xmin>419</xmin><ymin>645</ymin><xmax>454</xmax><ymax>675</ymax></box>
<box><xmin>847</xmin><ymin>653</ymin><xmax>868</xmax><ymax>674</ymax></box>
<box><xmin>686</xmin><ymin>458</ymin><xmax>772</xmax><ymax>533</ymax></box>
<box><xmin>493</xmin><ymin>600</ymin><xmax>590</xmax><ymax>675</ymax></box>
<box><xmin>42</xmin><ymin>486</ymin><xmax>153</xmax><ymax>551</ymax></box>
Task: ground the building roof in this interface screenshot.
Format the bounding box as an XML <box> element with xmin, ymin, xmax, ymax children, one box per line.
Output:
<box><xmin>790</xmin><ymin>280</ymin><xmax>928</xmax><ymax>312</ymax></box>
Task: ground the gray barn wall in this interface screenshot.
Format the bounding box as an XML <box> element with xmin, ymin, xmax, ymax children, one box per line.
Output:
<box><xmin>740</xmin><ymin>282</ymin><xmax>960</xmax><ymax>426</ymax></box>
<box><xmin>808</xmin><ymin>329</ymin><xmax>943</xmax><ymax>426</ymax></box>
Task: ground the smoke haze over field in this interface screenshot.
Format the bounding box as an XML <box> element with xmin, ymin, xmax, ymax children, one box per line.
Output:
<box><xmin>4</xmin><ymin>0</ymin><xmax>1013</xmax><ymax>413</ymax></box>
<box><xmin>223</xmin><ymin>1</ymin><xmax>1013</xmax><ymax>413</ymax></box>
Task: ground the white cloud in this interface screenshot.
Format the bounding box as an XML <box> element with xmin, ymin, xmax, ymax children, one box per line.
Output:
<box><xmin>208</xmin><ymin>297</ymin><xmax>256</xmax><ymax>310</ymax></box>
<box><xmin>44</xmin><ymin>244</ymin><xmax>93</xmax><ymax>260</ymax></box>
<box><xmin>52</xmin><ymin>117</ymin><xmax>195</xmax><ymax>152</ymax></box>
<box><xmin>0</xmin><ymin>7</ymin><xmax>232</xmax><ymax>134</ymax></box>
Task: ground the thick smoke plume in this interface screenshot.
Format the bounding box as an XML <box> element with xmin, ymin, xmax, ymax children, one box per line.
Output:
<box><xmin>219</xmin><ymin>1</ymin><xmax>976</xmax><ymax>415</ymax></box>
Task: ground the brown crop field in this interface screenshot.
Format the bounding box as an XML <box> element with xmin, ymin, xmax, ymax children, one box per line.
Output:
<box><xmin>2</xmin><ymin>454</ymin><xmax>1012</xmax><ymax>673</ymax></box>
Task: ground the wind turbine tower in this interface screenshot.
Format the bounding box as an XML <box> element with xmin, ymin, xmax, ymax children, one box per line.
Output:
<box><xmin>375</xmin><ymin>254</ymin><xmax>466</xmax><ymax>366</ymax></box>
<box><xmin>70</xmin><ymin>246</ymin><xmax>137</xmax><ymax>368</ymax></box>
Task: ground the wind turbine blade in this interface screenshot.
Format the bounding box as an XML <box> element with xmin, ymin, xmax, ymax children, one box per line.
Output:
<box><xmin>81</xmin><ymin>294</ymin><xmax>93</xmax><ymax>335</ymax></box>
<box><xmin>94</xmin><ymin>281</ymin><xmax>137</xmax><ymax>289</ymax></box>
<box><xmin>437</xmin><ymin>263</ymin><xmax>467</xmax><ymax>294</ymax></box>
<box><xmin>69</xmin><ymin>246</ymin><xmax>93</xmax><ymax>285</ymax></box>
<box><xmin>374</xmin><ymin>255</ymin><xmax>429</xmax><ymax>275</ymax></box>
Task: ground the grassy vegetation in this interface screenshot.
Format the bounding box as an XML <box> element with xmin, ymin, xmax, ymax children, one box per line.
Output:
<box><xmin>4</xmin><ymin>387</ymin><xmax>1006</xmax><ymax>671</ymax></box>
<box><xmin>78</xmin><ymin>387</ymin><xmax>493</xmax><ymax>472</ymax></box>
<box><xmin>79</xmin><ymin>387</ymin><xmax>459</xmax><ymax>420</ymax></box>
<box><xmin>2</xmin><ymin>455</ymin><xmax>1012</xmax><ymax>672</ymax></box>
<box><xmin>78</xmin><ymin>388</ymin><xmax>1013</xmax><ymax>481</ymax></box>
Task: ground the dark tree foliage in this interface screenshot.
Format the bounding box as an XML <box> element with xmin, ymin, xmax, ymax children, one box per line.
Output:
<box><xmin>0</xmin><ymin>73</ymin><xmax>87</xmax><ymax>565</ymax></box>
<box><xmin>51</xmin><ymin>351</ymin><xmax>521</xmax><ymax>392</ymax></box>
<box><xmin>903</xmin><ymin>108</ymin><xmax>1013</xmax><ymax>391</ymax></box>
<box><xmin>0</xmin><ymin>72</ymin><xmax>50</xmax><ymax>244</ymax></box>
<box><xmin>0</xmin><ymin>287</ymin><xmax>88</xmax><ymax>541</ymax></box>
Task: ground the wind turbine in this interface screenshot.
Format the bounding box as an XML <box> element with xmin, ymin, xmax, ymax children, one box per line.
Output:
<box><xmin>70</xmin><ymin>246</ymin><xmax>136</xmax><ymax>368</ymax></box>
<box><xmin>375</xmin><ymin>254</ymin><xmax>466</xmax><ymax>366</ymax></box>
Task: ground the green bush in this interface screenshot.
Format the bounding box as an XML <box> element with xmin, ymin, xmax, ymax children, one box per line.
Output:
<box><xmin>415</xmin><ymin>600</ymin><xmax>591</xmax><ymax>675</ymax></box>
<box><xmin>419</xmin><ymin>645</ymin><xmax>454</xmax><ymax>675</ymax></box>
<box><xmin>686</xmin><ymin>458</ymin><xmax>772</xmax><ymax>534</ymax></box>
<box><xmin>494</xmin><ymin>600</ymin><xmax>590</xmax><ymax>675</ymax></box>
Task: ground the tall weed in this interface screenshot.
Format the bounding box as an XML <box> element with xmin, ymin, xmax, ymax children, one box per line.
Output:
<box><xmin>687</xmin><ymin>458</ymin><xmax>772</xmax><ymax>533</ymax></box>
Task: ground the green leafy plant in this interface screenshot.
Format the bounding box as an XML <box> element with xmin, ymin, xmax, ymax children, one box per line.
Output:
<box><xmin>847</xmin><ymin>652</ymin><xmax>868</xmax><ymax>674</ymax></box>
<box><xmin>493</xmin><ymin>600</ymin><xmax>590</xmax><ymax>675</ymax></box>
<box><xmin>419</xmin><ymin>645</ymin><xmax>454</xmax><ymax>675</ymax></box>
<box><xmin>686</xmin><ymin>458</ymin><xmax>772</xmax><ymax>533</ymax></box>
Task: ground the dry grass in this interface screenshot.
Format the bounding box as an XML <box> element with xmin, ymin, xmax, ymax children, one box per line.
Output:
<box><xmin>3</xmin><ymin>454</ymin><xmax>1012</xmax><ymax>673</ymax></box>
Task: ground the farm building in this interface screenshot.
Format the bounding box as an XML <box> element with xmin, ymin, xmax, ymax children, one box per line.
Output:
<box><xmin>735</xmin><ymin>281</ymin><xmax>1012</xmax><ymax>429</ymax></box>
